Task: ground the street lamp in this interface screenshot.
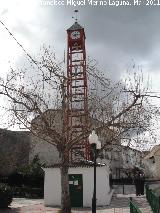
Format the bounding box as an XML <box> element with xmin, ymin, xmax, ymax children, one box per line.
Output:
<box><xmin>89</xmin><ymin>130</ymin><xmax>101</xmax><ymax>213</ymax></box>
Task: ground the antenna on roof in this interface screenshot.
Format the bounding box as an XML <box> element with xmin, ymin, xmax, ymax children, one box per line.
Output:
<box><xmin>72</xmin><ymin>10</ymin><xmax>79</xmax><ymax>22</ymax></box>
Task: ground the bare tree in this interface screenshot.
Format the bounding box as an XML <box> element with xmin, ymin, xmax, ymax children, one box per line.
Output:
<box><xmin>0</xmin><ymin>46</ymin><xmax>158</xmax><ymax>213</ymax></box>
<box><xmin>87</xmin><ymin>61</ymin><xmax>159</xmax><ymax>151</ymax></box>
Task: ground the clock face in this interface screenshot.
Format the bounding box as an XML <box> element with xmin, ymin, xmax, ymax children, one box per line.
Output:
<box><xmin>70</xmin><ymin>31</ymin><xmax>80</xmax><ymax>40</ymax></box>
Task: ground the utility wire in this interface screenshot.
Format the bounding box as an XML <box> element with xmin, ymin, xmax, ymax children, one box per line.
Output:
<box><xmin>0</xmin><ymin>20</ymin><xmax>71</xmax><ymax>84</ymax></box>
<box><xmin>0</xmin><ymin>20</ymin><xmax>57</xmax><ymax>84</ymax></box>
<box><xmin>0</xmin><ymin>20</ymin><xmax>37</xmax><ymax>65</ymax></box>
<box><xmin>0</xmin><ymin>20</ymin><xmax>107</xmax><ymax>87</ymax></box>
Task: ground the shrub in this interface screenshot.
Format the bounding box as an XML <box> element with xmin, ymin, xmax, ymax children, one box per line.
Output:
<box><xmin>0</xmin><ymin>183</ymin><xmax>13</xmax><ymax>208</ymax></box>
<box><xmin>19</xmin><ymin>155</ymin><xmax>44</xmax><ymax>188</ymax></box>
<box><xmin>20</xmin><ymin>155</ymin><xmax>45</xmax><ymax>178</ymax></box>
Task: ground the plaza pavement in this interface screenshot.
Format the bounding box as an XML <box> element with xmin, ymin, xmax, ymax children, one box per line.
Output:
<box><xmin>0</xmin><ymin>194</ymin><xmax>152</xmax><ymax>213</ymax></box>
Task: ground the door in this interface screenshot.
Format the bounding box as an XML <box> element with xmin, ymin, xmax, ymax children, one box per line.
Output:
<box><xmin>69</xmin><ymin>174</ymin><xmax>83</xmax><ymax>207</ymax></box>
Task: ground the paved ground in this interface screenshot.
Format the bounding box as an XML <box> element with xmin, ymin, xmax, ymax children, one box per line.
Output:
<box><xmin>0</xmin><ymin>194</ymin><xmax>152</xmax><ymax>213</ymax></box>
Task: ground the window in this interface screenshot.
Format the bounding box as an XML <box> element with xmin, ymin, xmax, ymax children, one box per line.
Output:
<box><xmin>149</xmin><ymin>156</ymin><xmax>155</xmax><ymax>163</ymax></box>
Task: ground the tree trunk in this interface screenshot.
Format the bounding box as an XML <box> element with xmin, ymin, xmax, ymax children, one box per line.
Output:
<box><xmin>60</xmin><ymin>154</ymin><xmax>71</xmax><ymax>213</ymax></box>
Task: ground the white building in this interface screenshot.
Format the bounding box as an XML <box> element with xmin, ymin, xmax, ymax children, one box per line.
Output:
<box><xmin>43</xmin><ymin>162</ymin><xmax>113</xmax><ymax>207</ymax></box>
<box><xmin>105</xmin><ymin>145</ymin><xmax>144</xmax><ymax>178</ymax></box>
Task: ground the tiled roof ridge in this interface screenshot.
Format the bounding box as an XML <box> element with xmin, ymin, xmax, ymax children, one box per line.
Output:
<box><xmin>44</xmin><ymin>160</ymin><xmax>106</xmax><ymax>168</ymax></box>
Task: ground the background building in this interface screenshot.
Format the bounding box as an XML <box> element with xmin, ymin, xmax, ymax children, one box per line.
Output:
<box><xmin>0</xmin><ymin>109</ymin><xmax>144</xmax><ymax>177</ymax></box>
<box><xmin>144</xmin><ymin>145</ymin><xmax>160</xmax><ymax>178</ymax></box>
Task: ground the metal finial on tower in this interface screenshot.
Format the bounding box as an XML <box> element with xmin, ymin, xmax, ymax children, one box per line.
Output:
<box><xmin>72</xmin><ymin>10</ymin><xmax>79</xmax><ymax>22</ymax></box>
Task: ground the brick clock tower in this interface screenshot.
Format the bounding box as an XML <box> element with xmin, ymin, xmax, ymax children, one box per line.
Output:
<box><xmin>65</xmin><ymin>20</ymin><xmax>90</xmax><ymax>161</ymax></box>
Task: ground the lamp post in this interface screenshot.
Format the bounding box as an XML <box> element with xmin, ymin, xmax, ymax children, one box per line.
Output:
<box><xmin>89</xmin><ymin>130</ymin><xmax>101</xmax><ymax>213</ymax></box>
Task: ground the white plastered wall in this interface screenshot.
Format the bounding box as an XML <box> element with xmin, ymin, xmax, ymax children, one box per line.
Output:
<box><xmin>44</xmin><ymin>166</ymin><xmax>113</xmax><ymax>207</ymax></box>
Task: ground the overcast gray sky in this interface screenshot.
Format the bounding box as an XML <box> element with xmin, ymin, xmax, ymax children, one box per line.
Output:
<box><xmin>1</xmin><ymin>0</ymin><xmax>160</xmax><ymax>84</ymax></box>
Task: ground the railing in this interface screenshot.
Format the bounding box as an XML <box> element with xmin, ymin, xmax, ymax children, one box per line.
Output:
<box><xmin>112</xmin><ymin>178</ymin><xmax>133</xmax><ymax>185</ymax></box>
<box><xmin>146</xmin><ymin>184</ymin><xmax>160</xmax><ymax>213</ymax></box>
<box><xmin>130</xmin><ymin>197</ymin><xmax>142</xmax><ymax>213</ymax></box>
